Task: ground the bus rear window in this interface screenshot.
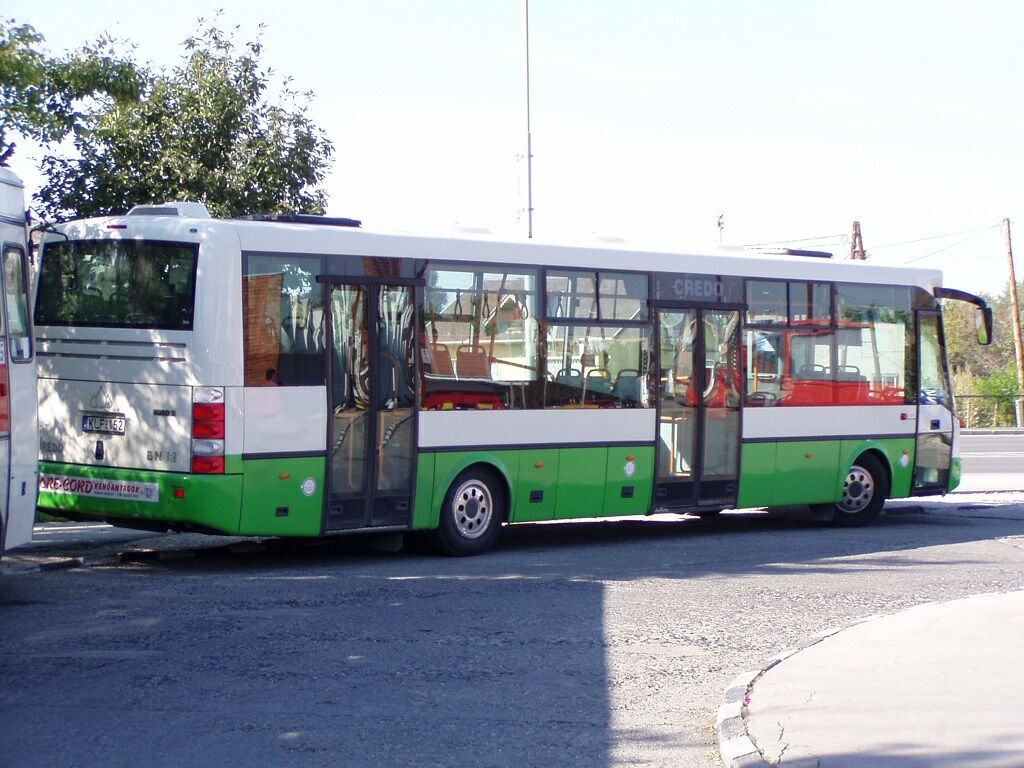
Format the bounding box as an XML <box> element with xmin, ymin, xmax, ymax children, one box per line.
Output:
<box><xmin>35</xmin><ymin>239</ymin><xmax>198</xmax><ymax>330</ymax></box>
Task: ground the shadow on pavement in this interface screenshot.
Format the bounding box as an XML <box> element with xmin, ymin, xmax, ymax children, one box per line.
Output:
<box><xmin>1</xmin><ymin>501</ymin><xmax>1021</xmax><ymax>767</ymax></box>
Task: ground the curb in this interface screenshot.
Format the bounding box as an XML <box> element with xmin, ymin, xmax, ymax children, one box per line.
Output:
<box><xmin>715</xmin><ymin>615</ymin><xmax>883</xmax><ymax>768</ymax></box>
<box><xmin>3</xmin><ymin>537</ymin><xmax>278</xmax><ymax>575</ymax></box>
<box><xmin>715</xmin><ymin>591</ymin><xmax>1020</xmax><ymax>767</ymax></box>
<box><xmin>1</xmin><ymin>555</ymin><xmax>86</xmax><ymax>575</ymax></box>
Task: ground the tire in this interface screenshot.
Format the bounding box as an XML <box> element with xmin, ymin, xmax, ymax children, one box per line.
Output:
<box><xmin>432</xmin><ymin>466</ymin><xmax>505</xmax><ymax>556</ymax></box>
<box><xmin>825</xmin><ymin>453</ymin><xmax>889</xmax><ymax>527</ymax></box>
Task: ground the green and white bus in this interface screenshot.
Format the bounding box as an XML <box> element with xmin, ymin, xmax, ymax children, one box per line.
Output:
<box><xmin>0</xmin><ymin>169</ymin><xmax>39</xmax><ymax>560</ymax></box>
<box><xmin>34</xmin><ymin>203</ymin><xmax>992</xmax><ymax>554</ymax></box>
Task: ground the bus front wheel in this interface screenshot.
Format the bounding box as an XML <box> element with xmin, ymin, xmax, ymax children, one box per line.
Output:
<box><xmin>433</xmin><ymin>466</ymin><xmax>504</xmax><ymax>556</ymax></box>
<box><xmin>816</xmin><ymin>453</ymin><xmax>889</xmax><ymax>527</ymax></box>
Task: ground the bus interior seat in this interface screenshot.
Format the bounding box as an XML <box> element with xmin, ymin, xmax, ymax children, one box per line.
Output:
<box><xmin>835</xmin><ymin>365</ymin><xmax>866</xmax><ymax>382</ymax></box>
<box><xmin>555</xmin><ymin>367</ymin><xmax>583</xmax><ymax>390</ymax></box>
<box><xmin>797</xmin><ymin>364</ymin><xmax>829</xmax><ymax>380</ymax></box>
<box><xmin>429</xmin><ymin>344</ymin><xmax>455</xmax><ymax>377</ymax></box>
<box><xmin>456</xmin><ymin>344</ymin><xmax>491</xmax><ymax>378</ymax></box>
<box><xmin>612</xmin><ymin>369</ymin><xmax>641</xmax><ymax>404</ymax></box>
<box><xmin>585</xmin><ymin>368</ymin><xmax>613</xmax><ymax>395</ymax></box>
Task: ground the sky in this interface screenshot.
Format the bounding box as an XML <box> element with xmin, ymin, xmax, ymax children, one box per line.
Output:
<box><xmin>6</xmin><ymin>0</ymin><xmax>1024</xmax><ymax>297</ymax></box>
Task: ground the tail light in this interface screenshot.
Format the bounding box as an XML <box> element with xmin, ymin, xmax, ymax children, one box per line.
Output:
<box><xmin>192</xmin><ymin>387</ymin><xmax>225</xmax><ymax>474</ymax></box>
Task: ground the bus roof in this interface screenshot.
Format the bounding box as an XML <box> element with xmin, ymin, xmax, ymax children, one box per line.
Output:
<box><xmin>46</xmin><ymin>209</ymin><xmax>947</xmax><ymax>292</ymax></box>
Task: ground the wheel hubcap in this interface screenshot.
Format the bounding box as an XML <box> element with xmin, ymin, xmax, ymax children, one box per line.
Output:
<box><xmin>451</xmin><ymin>480</ymin><xmax>493</xmax><ymax>539</ymax></box>
<box><xmin>839</xmin><ymin>465</ymin><xmax>874</xmax><ymax>513</ymax></box>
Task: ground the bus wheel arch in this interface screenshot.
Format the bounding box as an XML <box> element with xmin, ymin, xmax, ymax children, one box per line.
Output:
<box><xmin>432</xmin><ymin>463</ymin><xmax>508</xmax><ymax>556</ymax></box>
<box><xmin>814</xmin><ymin>450</ymin><xmax>891</xmax><ymax>527</ymax></box>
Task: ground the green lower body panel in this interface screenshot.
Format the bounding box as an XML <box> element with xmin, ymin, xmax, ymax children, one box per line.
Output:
<box><xmin>948</xmin><ymin>457</ymin><xmax>962</xmax><ymax>492</ymax></box>
<box><xmin>38</xmin><ymin>461</ymin><xmax>244</xmax><ymax>534</ymax></box>
<box><xmin>414</xmin><ymin>445</ymin><xmax>656</xmax><ymax>527</ymax></box>
<box><xmin>38</xmin><ymin>456</ymin><xmax>329</xmax><ymax>536</ymax></box>
<box><xmin>237</xmin><ymin>456</ymin><xmax>327</xmax><ymax>536</ymax></box>
<box><xmin>738</xmin><ymin>437</ymin><xmax>917</xmax><ymax>508</ymax></box>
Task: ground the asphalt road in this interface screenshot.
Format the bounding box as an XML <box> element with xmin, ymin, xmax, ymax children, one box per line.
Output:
<box><xmin>3</xmin><ymin>490</ymin><xmax>1024</xmax><ymax>768</ymax></box>
<box><xmin>960</xmin><ymin>432</ymin><xmax>1024</xmax><ymax>474</ymax></box>
<box><xmin>958</xmin><ymin>432</ymin><xmax>1024</xmax><ymax>491</ymax></box>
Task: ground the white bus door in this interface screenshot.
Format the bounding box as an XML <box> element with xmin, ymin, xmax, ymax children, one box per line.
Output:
<box><xmin>655</xmin><ymin>307</ymin><xmax>742</xmax><ymax>509</ymax></box>
<box><xmin>913</xmin><ymin>310</ymin><xmax>955</xmax><ymax>492</ymax></box>
<box><xmin>0</xmin><ymin>342</ymin><xmax>10</xmax><ymax>551</ymax></box>
<box><xmin>324</xmin><ymin>283</ymin><xmax>417</xmax><ymax>531</ymax></box>
<box><xmin>0</xmin><ymin>221</ymin><xmax>36</xmax><ymax>554</ymax></box>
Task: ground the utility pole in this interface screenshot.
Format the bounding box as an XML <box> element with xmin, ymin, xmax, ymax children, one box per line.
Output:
<box><xmin>525</xmin><ymin>0</ymin><xmax>534</xmax><ymax>239</ymax></box>
<box><xmin>850</xmin><ymin>221</ymin><xmax>866</xmax><ymax>260</ymax></box>
<box><xmin>1004</xmin><ymin>218</ymin><xmax>1024</xmax><ymax>426</ymax></box>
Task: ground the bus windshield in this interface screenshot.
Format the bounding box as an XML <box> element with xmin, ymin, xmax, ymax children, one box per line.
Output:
<box><xmin>36</xmin><ymin>239</ymin><xmax>198</xmax><ymax>330</ymax></box>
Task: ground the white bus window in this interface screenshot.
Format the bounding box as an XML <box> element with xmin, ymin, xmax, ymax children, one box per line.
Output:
<box><xmin>744</xmin><ymin>329</ymin><xmax>782</xmax><ymax>406</ymax></box>
<box><xmin>36</xmin><ymin>240</ymin><xmax>198</xmax><ymax>330</ymax></box>
<box><xmin>598</xmin><ymin>272</ymin><xmax>648</xmax><ymax>321</ymax></box>
<box><xmin>836</xmin><ymin>283</ymin><xmax>914</xmax><ymax>404</ymax></box>
<box><xmin>746</xmin><ymin>281</ymin><xmax>787</xmax><ymax>325</ymax></box>
<box><xmin>2</xmin><ymin>245</ymin><xmax>30</xmax><ymax>360</ymax></box>
<box><xmin>243</xmin><ymin>255</ymin><xmax>325</xmax><ymax>387</ymax></box>
<box><xmin>421</xmin><ymin>266</ymin><xmax>540</xmax><ymax>410</ymax></box>
<box><xmin>918</xmin><ymin>315</ymin><xmax>951</xmax><ymax>406</ymax></box>
<box><xmin>789</xmin><ymin>281</ymin><xmax>831</xmax><ymax>324</ymax></box>
<box><xmin>547</xmin><ymin>271</ymin><xmax>647</xmax><ymax>322</ymax></box>
<box><xmin>543</xmin><ymin>325</ymin><xmax>650</xmax><ymax>408</ymax></box>
<box><xmin>546</xmin><ymin>271</ymin><xmax>597</xmax><ymax>320</ymax></box>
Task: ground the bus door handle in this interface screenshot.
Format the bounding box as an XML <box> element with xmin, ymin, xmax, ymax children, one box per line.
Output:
<box><xmin>930</xmin><ymin>419</ymin><xmax>941</xmax><ymax>430</ymax></box>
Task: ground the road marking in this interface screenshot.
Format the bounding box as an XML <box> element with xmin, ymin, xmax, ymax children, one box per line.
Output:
<box><xmin>959</xmin><ymin>452</ymin><xmax>1024</xmax><ymax>458</ymax></box>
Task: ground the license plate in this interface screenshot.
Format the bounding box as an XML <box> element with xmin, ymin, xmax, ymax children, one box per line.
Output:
<box><xmin>82</xmin><ymin>414</ymin><xmax>126</xmax><ymax>435</ymax></box>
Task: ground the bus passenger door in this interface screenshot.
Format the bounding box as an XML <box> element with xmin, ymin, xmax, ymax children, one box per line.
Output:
<box><xmin>0</xmin><ymin>321</ymin><xmax>9</xmax><ymax>549</ymax></box>
<box><xmin>913</xmin><ymin>311</ymin><xmax>954</xmax><ymax>492</ymax></box>
<box><xmin>325</xmin><ymin>283</ymin><xmax>416</xmax><ymax>531</ymax></box>
<box><xmin>655</xmin><ymin>308</ymin><xmax>741</xmax><ymax>508</ymax></box>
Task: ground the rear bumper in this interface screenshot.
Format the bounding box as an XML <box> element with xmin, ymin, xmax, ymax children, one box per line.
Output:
<box><xmin>38</xmin><ymin>462</ymin><xmax>243</xmax><ymax>534</ymax></box>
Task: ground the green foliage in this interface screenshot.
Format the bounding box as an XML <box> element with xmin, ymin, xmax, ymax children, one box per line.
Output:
<box><xmin>947</xmin><ymin>281</ymin><xmax>1023</xmax><ymax>426</ymax></box>
<box><xmin>976</xmin><ymin>363</ymin><xmax>1021</xmax><ymax>398</ymax></box>
<box><xmin>35</xmin><ymin>18</ymin><xmax>333</xmax><ymax>220</ymax></box>
<box><xmin>0</xmin><ymin>18</ymin><xmax>143</xmax><ymax>165</ymax></box>
<box><xmin>964</xmin><ymin>363</ymin><xmax>1021</xmax><ymax>426</ymax></box>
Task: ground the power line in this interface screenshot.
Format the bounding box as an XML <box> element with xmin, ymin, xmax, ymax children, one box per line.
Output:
<box><xmin>872</xmin><ymin>223</ymin><xmax>1000</xmax><ymax>251</ymax></box>
<box><xmin>745</xmin><ymin>233</ymin><xmax>845</xmax><ymax>247</ymax></box>
<box><xmin>901</xmin><ymin>225</ymin><xmax>1001</xmax><ymax>264</ymax></box>
<box><xmin>746</xmin><ymin>222</ymin><xmax>1003</xmax><ymax>262</ymax></box>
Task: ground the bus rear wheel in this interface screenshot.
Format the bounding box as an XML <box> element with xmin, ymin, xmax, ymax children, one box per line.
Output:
<box><xmin>819</xmin><ymin>453</ymin><xmax>889</xmax><ymax>527</ymax></box>
<box><xmin>433</xmin><ymin>466</ymin><xmax>504</xmax><ymax>556</ymax></box>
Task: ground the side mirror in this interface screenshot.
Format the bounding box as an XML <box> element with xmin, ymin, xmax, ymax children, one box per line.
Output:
<box><xmin>976</xmin><ymin>306</ymin><xmax>993</xmax><ymax>345</ymax></box>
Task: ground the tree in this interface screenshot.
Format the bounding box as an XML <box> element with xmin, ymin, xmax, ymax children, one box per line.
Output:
<box><xmin>0</xmin><ymin>18</ymin><xmax>143</xmax><ymax>166</ymax></box>
<box><xmin>35</xmin><ymin>18</ymin><xmax>333</xmax><ymax>220</ymax></box>
<box><xmin>943</xmin><ymin>283</ymin><xmax>1021</xmax><ymax>380</ymax></box>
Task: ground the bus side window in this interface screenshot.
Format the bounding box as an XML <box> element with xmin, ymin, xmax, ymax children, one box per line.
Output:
<box><xmin>2</xmin><ymin>245</ymin><xmax>31</xmax><ymax>361</ymax></box>
<box><xmin>244</xmin><ymin>255</ymin><xmax>325</xmax><ymax>386</ymax></box>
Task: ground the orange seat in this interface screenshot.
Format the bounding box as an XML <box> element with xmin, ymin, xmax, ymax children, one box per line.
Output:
<box><xmin>456</xmin><ymin>344</ymin><xmax>491</xmax><ymax>378</ymax></box>
<box><xmin>429</xmin><ymin>344</ymin><xmax>455</xmax><ymax>376</ymax></box>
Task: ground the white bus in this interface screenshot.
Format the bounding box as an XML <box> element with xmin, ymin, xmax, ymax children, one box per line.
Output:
<box><xmin>0</xmin><ymin>169</ymin><xmax>39</xmax><ymax>559</ymax></box>
<box><xmin>34</xmin><ymin>203</ymin><xmax>991</xmax><ymax>554</ymax></box>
